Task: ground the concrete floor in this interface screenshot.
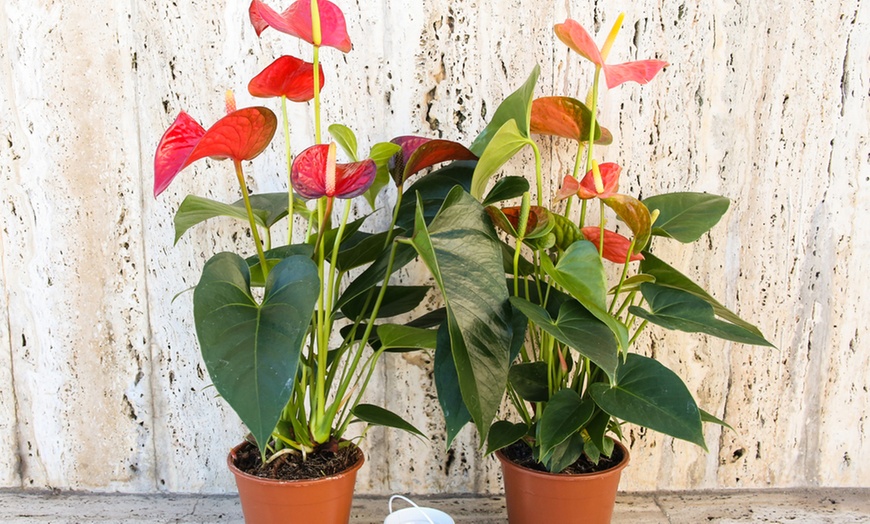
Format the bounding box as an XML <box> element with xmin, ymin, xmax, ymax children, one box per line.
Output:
<box><xmin>0</xmin><ymin>488</ymin><xmax>868</xmax><ymax>523</ymax></box>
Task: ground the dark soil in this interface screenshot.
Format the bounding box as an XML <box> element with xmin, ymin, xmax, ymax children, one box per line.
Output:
<box><xmin>502</xmin><ymin>440</ymin><xmax>625</xmax><ymax>475</ymax></box>
<box><xmin>233</xmin><ymin>440</ymin><xmax>362</xmax><ymax>481</ymax></box>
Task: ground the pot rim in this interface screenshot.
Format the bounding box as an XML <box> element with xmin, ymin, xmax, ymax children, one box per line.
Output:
<box><xmin>495</xmin><ymin>439</ymin><xmax>629</xmax><ymax>480</ymax></box>
<box><xmin>227</xmin><ymin>440</ymin><xmax>365</xmax><ymax>487</ymax></box>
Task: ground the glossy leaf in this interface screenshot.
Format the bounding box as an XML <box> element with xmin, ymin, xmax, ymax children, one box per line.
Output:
<box><xmin>554</xmin><ymin>19</ymin><xmax>668</xmax><ymax>89</ymax></box>
<box><xmin>642</xmin><ymin>192</ymin><xmax>730</xmax><ymax>243</ymax></box>
<box><xmin>249</xmin><ymin>0</ymin><xmax>352</xmax><ymax>53</ymax></box>
<box><xmin>335</xmin><ymin>242</ymin><xmax>417</xmax><ymax>310</ymax></box>
<box><xmin>530</xmin><ymin>96</ymin><xmax>612</xmax><ymax>144</ymax></box>
<box><xmin>246</xmin><ymin>244</ymin><xmax>315</xmax><ymax>287</ymax></box>
<box><xmin>434</xmin><ymin>321</ymin><xmax>472</xmax><ymax>447</ymax></box>
<box><xmin>608</xmin><ymin>273</ymin><xmax>656</xmax><ymax>294</ymax></box>
<box><xmin>376</xmin><ymin>324</ymin><xmax>438</xmax><ymax>351</ymax></box>
<box><xmin>581</xmin><ymin>227</ymin><xmax>644</xmax><ymax>263</ymax></box>
<box><xmin>629</xmin><ymin>283</ymin><xmax>774</xmax><ymax>346</ymax></box>
<box><xmin>603</xmin><ymin>194</ymin><xmax>651</xmax><ymax>252</ymax></box>
<box><xmin>486</xmin><ymin>421</ymin><xmax>529</xmax><ymax>455</ymax></box>
<box><xmin>700</xmin><ymin>409</ymin><xmax>734</xmax><ymax>431</ymax></box>
<box><xmin>544</xmin><ymin>431</ymin><xmax>586</xmax><ymax>472</ymax></box>
<box><xmin>538</xmin><ymin>388</ymin><xmax>594</xmax><ymax>457</ymax></box>
<box><xmin>482</xmin><ymin>176</ymin><xmax>530</xmax><ymax>206</ymax></box>
<box><xmin>340</xmin><ymin>285</ymin><xmax>429</xmax><ymax>320</ymax></box>
<box><xmin>550</xmin><ymin>213</ymin><xmax>584</xmax><ymax>251</ymax></box>
<box><xmin>407</xmin><ymin>188</ymin><xmax>513</xmax><ymax>441</ymax></box>
<box><xmin>193</xmin><ymin>253</ymin><xmax>319</xmax><ymax>451</ymax></box>
<box><xmin>352</xmin><ymin>404</ymin><xmax>425</xmax><ymax>438</ymax></box>
<box><xmin>471</xmin><ymin>120</ymin><xmax>533</xmax><ymax>199</ymax></box>
<box><xmin>248</xmin><ymin>55</ymin><xmax>323</xmax><ymax>101</ymax></box>
<box><xmin>154</xmin><ymin>108</ymin><xmax>277</xmax><ymax>196</ymax></box>
<box><xmin>639</xmin><ymin>253</ymin><xmax>771</xmax><ymax>342</ymax></box>
<box><xmin>328</xmin><ymin>123</ymin><xmax>359</xmax><ymax>161</ymax></box>
<box><xmin>509</xmin><ymin>297</ymin><xmax>618</xmax><ymax>381</ymax></box>
<box><xmin>389</xmin><ymin>136</ymin><xmax>477</xmax><ymax>186</ymax></box>
<box><xmin>335</xmin><ymin>229</ymin><xmax>399</xmax><ymax>272</ymax></box>
<box><xmin>394</xmin><ymin>161</ymin><xmax>475</xmax><ymax>230</ymax></box>
<box><xmin>508</xmin><ymin>361</ymin><xmax>550</xmax><ymax>402</ymax></box>
<box><xmin>589</xmin><ymin>353</ymin><xmax>705</xmax><ymax>448</ymax></box>
<box><xmin>291</xmin><ymin>143</ymin><xmax>377</xmax><ymax>199</ymax></box>
<box><xmin>542</xmin><ymin>241</ymin><xmax>629</xmax><ymax>351</ymax></box>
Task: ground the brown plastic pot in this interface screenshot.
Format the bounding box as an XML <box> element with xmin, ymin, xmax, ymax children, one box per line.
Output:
<box><xmin>227</xmin><ymin>442</ymin><xmax>365</xmax><ymax>524</ymax></box>
<box><xmin>495</xmin><ymin>441</ymin><xmax>629</xmax><ymax>524</ymax></box>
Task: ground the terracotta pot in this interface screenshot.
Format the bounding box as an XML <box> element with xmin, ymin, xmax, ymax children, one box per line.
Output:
<box><xmin>227</xmin><ymin>442</ymin><xmax>364</xmax><ymax>524</ymax></box>
<box><xmin>496</xmin><ymin>441</ymin><xmax>629</xmax><ymax>524</ymax></box>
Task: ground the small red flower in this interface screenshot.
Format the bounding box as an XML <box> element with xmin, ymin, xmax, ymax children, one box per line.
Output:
<box><xmin>153</xmin><ymin>107</ymin><xmax>277</xmax><ymax>197</ymax></box>
<box><xmin>555</xmin><ymin>162</ymin><xmax>621</xmax><ymax>202</ymax></box>
<box><xmin>554</xmin><ymin>19</ymin><xmax>668</xmax><ymax>89</ymax></box>
<box><xmin>581</xmin><ymin>227</ymin><xmax>644</xmax><ymax>263</ymax></box>
<box><xmin>250</xmin><ymin>0</ymin><xmax>352</xmax><ymax>53</ymax></box>
<box><xmin>248</xmin><ymin>55</ymin><xmax>324</xmax><ymax>101</ymax></box>
<box><xmin>291</xmin><ymin>143</ymin><xmax>376</xmax><ymax>199</ymax></box>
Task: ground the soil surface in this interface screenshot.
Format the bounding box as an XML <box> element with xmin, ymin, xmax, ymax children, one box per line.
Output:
<box><xmin>233</xmin><ymin>440</ymin><xmax>362</xmax><ymax>481</ymax></box>
<box><xmin>502</xmin><ymin>440</ymin><xmax>625</xmax><ymax>475</ymax></box>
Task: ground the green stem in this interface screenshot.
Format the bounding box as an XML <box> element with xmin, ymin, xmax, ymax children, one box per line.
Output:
<box><xmin>580</xmin><ymin>66</ymin><xmax>601</xmax><ymax>229</ymax></box>
<box><xmin>233</xmin><ymin>160</ymin><xmax>268</xmax><ymax>276</ymax></box>
<box><xmin>313</xmin><ymin>197</ymin><xmax>329</xmax><ymax>438</ymax></box>
<box><xmin>598</xmin><ymin>200</ymin><xmax>606</xmax><ymax>259</ymax></box>
<box><xmin>312</xmin><ymin>46</ymin><xmax>322</xmax><ymax>145</ymax></box>
<box><xmin>282</xmin><ymin>96</ymin><xmax>295</xmax><ymax>245</ymax></box>
<box><xmin>628</xmin><ymin>320</ymin><xmax>649</xmax><ymax>347</ymax></box>
<box><xmin>531</xmin><ymin>142</ymin><xmax>544</xmax><ymax>206</ymax></box>
<box><xmin>609</xmin><ymin>238</ymin><xmax>637</xmax><ymax>313</ymax></box>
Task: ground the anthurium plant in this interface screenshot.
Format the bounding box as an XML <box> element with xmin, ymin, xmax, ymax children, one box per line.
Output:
<box><xmin>429</xmin><ymin>15</ymin><xmax>773</xmax><ymax>473</ymax></box>
<box><xmin>152</xmin><ymin>0</ymin><xmax>493</xmax><ymax>466</ymax></box>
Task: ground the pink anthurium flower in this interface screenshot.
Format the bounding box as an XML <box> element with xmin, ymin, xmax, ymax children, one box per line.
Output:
<box><xmin>248</xmin><ymin>55</ymin><xmax>325</xmax><ymax>101</ymax></box>
<box><xmin>388</xmin><ymin>136</ymin><xmax>477</xmax><ymax>186</ymax></box>
<box><xmin>581</xmin><ymin>227</ymin><xmax>644</xmax><ymax>264</ymax></box>
<box><xmin>153</xmin><ymin>107</ymin><xmax>277</xmax><ymax>197</ymax></box>
<box><xmin>249</xmin><ymin>0</ymin><xmax>352</xmax><ymax>53</ymax></box>
<box><xmin>291</xmin><ymin>143</ymin><xmax>376</xmax><ymax>199</ymax></box>
<box><xmin>554</xmin><ymin>19</ymin><xmax>668</xmax><ymax>89</ymax></box>
<box><xmin>555</xmin><ymin>162</ymin><xmax>621</xmax><ymax>202</ymax></box>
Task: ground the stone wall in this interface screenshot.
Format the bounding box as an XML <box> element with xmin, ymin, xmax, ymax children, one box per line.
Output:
<box><xmin>0</xmin><ymin>0</ymin><xmax>867</xmax><ymax>494</ymax></box>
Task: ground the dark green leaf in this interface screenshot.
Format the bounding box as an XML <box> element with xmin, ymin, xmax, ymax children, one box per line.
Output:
<box><xmin>509</xmin><ymin>297</ymin><xmax>618</xmax><ymax>381</ymax></box>
<box><xmin>585</xmin><ymin>409</ymin><xmax>612</xmax><ymax>453</ymax></box>
<box><xmin>335</xmin><ymin>229</ymin><xmax>399</xmax><ymax>272</ymax></box>
<box><xmin>544</xmin><ymin>431</ymin><xmax>585</xmax><ymax>473</ymax></box>
<box><xmin>340</xmin><ymin>285</ymin><xmax>429</xmax><ymax>320</ymax></box>
<box><xmin>486</xmin><ymin>421</ymin><xmax>529</xmax><ymax>455</ymax></box>
<box><xmin>352</xmin><ymin>404</ymin><xmax>425</xmax><ymax>438</ymax></box>
<box><xmin>408</xmin><ymin>188</ymin><xmax>513</xmax><ymax>442</ymax></box>
<box><xmin>640</xmin><ymin>253</ymin><xmax>770</xmax><ymax>342</ymax></box>
<box><xmin>335</xmin><ymin>243</ymin><xmax>416</xmax><ymax>310</ymax></box>
<box><xmin>589</xmin><ymin>353</ymin><xmax>706</xmax><ymax>448</ymax></box>
<box><xmin>246</xmin><ymin>244</ymin><xmax>316</xmax><ymax>287</ymax></box>
<box><xmin>700</xmin><ymin>409</ymin><xmax>734</xmax><ymax>431</ymax></box>
<box><xmin>434</xmin><ymin>321</ymin><xmax>471</xmax><ymax>447</ymax></box>
<box><xmin>193</xmin><ymin>253</ymin><xmax>319</xmax><ymax>452</ymax></box>
<box><xmin>482</xmin><ymin>176</ymin><xmax>530</xmax><ymax>206</ymax></box>
<box><xmin>642</xmin><ymin>192</ymin><xmax>730</xmax><ymax>243</ymax></box>
<box><xmin>377</xmin><ymin>324</ymin><xmax>438</xmax><ymax>351</ymax></box>
<box><xmin>395</xmin><ymin>161</ymin><xmax>475</xmax><ymax>231</ymax></box>
<box><xmin>538</xmin><ymin>388</ymin><xmax>594</xmax><ymax>457</ymax></box>
<box><xmin>543</xmin><ymin>241</ymin><xmax>629</xmax><ymax>351</ymax></box>
<box><xmin>509</xmin><ymin>362</ymin><xmax>550</xmax><ymax>402</ymax></box>
<box><xmin>630</xmin><ymin>283</ymin><xmax>773</xmax><ymax>346</ymax></box>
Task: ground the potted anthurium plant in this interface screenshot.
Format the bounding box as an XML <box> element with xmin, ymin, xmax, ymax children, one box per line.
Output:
<box><xmin>151</xmin><ymin>0</ymin><xmax>498</xmax><ymax>522</ymax></box>
<box><xmin>422</xmin><ymin>14</ymin><xmax>773</xmax><ymax>524</ymax></box>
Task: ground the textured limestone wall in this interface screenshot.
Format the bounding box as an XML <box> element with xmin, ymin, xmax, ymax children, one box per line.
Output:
<box><xmin>0</xmin><ymin>0</ymin><xmax>867</xmax><ymax>494</ymax></box>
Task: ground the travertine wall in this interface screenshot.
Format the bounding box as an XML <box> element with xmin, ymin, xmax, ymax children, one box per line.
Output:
<box><xmin>0</xmin><ymin>0</ymin><xmax>867</xmax><ymax>494</ymax></box>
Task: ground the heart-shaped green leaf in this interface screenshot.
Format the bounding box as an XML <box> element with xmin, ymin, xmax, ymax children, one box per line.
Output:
<box><xmin>482</xmin><ymin>176</ymin><xmax>530</xmax><ymax>206</ymax></box>
<box><xmin>589</xmin><ymin>353</ymin><xmax>705</xmax><ymax>448</ymax></box>
<box><xmin>193</xmin><ymin>252</ymin><xmax>319</xmax><ymax>451</ymax></box>
<box><xmin>486</xmin><ymin>421</ymin><xmax>529</xmax><ymax>455</ymax></box>
<box><xmin>542</xmin><ymin>241</ymin><xmax>629</xmax><ymax>351</ymax></box>
<box><xmin>629</xmin><ymin>283</ymin><xmax>773</xmax><ymax>346</ymax></box>
<box><xmin>394</xmin><ymin>161</ymin><xmax>475</xmax><ymax>231</ymax></box>
<box><xmin>538</xmin><ymin>388</ymin><xmax>594</xmax><ymax>457</ymax></box>
<box><xmin>471</xmin><ymin>120</ymin><xmax>533</xmax><ymax>200</ymax></box>
<box><xmin>508</xmin><ymin>362</ymin><xmax>550</xmax><ymax>402</ymax></box>
<box><xmin>642</xmin><ymin>192</ymin><xmax>730</xmax><ymax>243</ymax></box>
<box><xmin>340</xmin><ymin>285</ymin><xmax>429</xmax><ymax>320</ymax></box>
<box><xmin>352</xmin><ymin>404</ymin><xmax>426</xmax><ymax>438</ymax></box>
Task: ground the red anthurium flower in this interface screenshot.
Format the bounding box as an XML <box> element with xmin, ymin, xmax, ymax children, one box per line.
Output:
<box><xmin>486</xmin><ymin>205</ymin><xmax>552</xmax><ymax>239</ymax></box>
<box><xmin>248</xmin><ymin>55</ymin><xmax>324</xmax><ymax>101</ymax></box>
<box><xmin>577</xmin><ymin>162</ymin><xmax>620</xmax><ymax>199</ymax></box>
<box><xmin>388</xmin><ymin>136</ymin><xmax>477</xmax><ymax>186</ymax></box>
<box><xmin>154</xmin><ymin>107</ymin><xmax>277</xmax><ymax>197</ymax></box>
<box><xmin>555</xmin><ymin>175</ymin><xmax>581</xmax><ymax>202</ymax></box>
<box><xmin>554</xmin><ymin>19</ymin><xmax>668</xmax><ymax>89</ymax></box>
<box><xmin>249</xmin><ymin>0</ymin><xmax>352</xmax><ymax>53</ymax></box>
<box><xmin>581</xmin><ymin>227</ymin><xmax>644</xmax><ymax>263</ymax></box>
<box><xmin>291</xmin><ymin>143</ymin><xmax>376</xmax><ymax>199</ymax></box>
